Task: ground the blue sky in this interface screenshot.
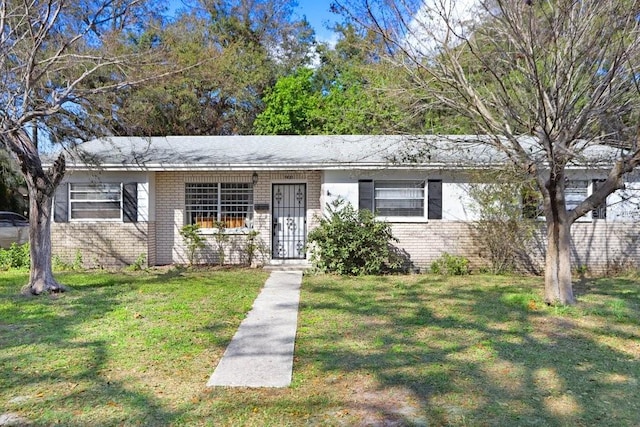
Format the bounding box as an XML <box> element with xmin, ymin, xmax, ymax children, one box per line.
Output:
<box><xmin>294</xmin><ymin>1</ymin><xmax>339</xmax><ymax>43</ymax></box>
<box><xmin>167</xmin><ymin>1</ymin><xmax>339</xmax><ymax>43</ymax></box>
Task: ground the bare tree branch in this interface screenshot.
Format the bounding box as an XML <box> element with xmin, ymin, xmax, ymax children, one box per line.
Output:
<box><xmin>334</xmin><ymin>0</ymin><xmax>640</xmax><ymax>304</ymax></box>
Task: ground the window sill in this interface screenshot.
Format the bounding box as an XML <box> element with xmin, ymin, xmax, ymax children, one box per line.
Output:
<box><xmin>69</xmin><ymin>219</ymin><xmax>124</xmax><ymax>222</ymax></box>
<box><xmin>198</xmin><ymin>227</ymin><xmax>254</xmax><ymax>235</ymax></box>
<box><xmin>377</xmin><ymin>216</ymin><xmax>430</xmax><ymax>223</ymax></box>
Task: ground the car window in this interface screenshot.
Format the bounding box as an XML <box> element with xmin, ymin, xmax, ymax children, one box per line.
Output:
<box><xmin>0</xmin><ymin>212</ymin><xmax>28</xmax><ymax>224</ymax></box>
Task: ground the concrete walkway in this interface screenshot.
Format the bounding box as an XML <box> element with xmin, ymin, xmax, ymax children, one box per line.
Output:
<box><xmin>206</xmin><ymin>270</ymin><xmax>303</xmax><ymax>388</ymax></box>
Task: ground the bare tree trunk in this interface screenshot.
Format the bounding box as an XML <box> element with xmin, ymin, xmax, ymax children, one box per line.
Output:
<box><xmin>23</xmin><ymin>185</ymin><xmax>66</xmax><ymax>295</ymax></box>
<box><xmin>543</xmin><ymin>178</ymin><xmax>575</xmax><ymax>305</ymax></box>
<box><xmin>544</xmin><ymin>215</ymin><xmax>574</xmax><ymax>305</ymax></box>
<box><xmin>5</xmin><ymin>129</ymin><xmax>67</xmax><ymax>295</ymax></box>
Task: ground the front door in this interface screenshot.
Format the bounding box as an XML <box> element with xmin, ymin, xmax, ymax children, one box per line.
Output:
<box><xmin>272</xmin><ymin>183</ymin><xmax>307</xmax><ymax>259</ymax></box>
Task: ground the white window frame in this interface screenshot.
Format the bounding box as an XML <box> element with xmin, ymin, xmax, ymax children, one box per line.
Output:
<box><xmin>565</xmin><ymin>179</ymin><xmax>589</xmax><ymax>212</ymax></box>
<box><xmin>69</xmin><ymin>182</ymin><xmax>123</xmax><ymax>221</ymax></box>
<box><xmin>373</xmin><ymin>180</ymin><xmax>426</xmax><ymax>220</ymax></box>
<box><xmin>185</xmin><ymin>183</ymin><xmax>254</xmax><ymax>232</ymax></box>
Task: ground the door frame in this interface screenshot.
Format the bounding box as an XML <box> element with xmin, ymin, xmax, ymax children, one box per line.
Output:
<box><xmin>271</xmin><ymin>183</ymin><xmax>307</xmax><ymax>260</ymax></box>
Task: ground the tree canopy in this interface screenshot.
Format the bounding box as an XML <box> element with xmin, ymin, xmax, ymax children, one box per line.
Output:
<box><xmin>0</xmin><ymin>153</ymin><xmax>26</xmax><ymax>214</ymax></box>
<box><xmin>255</xmin><ymin>24</ymin><xmax>427</xmax><ymax>135</ymax></box>
<box><xmin>102</xmin><ymin>0</ymin><xmax>316</xmax><ymax>136</ymax></box>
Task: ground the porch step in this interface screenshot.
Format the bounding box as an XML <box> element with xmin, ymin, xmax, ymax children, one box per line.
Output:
<box><xmin>263</xmin><ymin>260</ymin><xmax>311</xmax><ymax>271</ymax></box>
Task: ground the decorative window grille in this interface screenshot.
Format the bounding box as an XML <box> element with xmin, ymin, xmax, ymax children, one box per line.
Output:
<box><xmin>69</xmin><ymin>183</ymin><xmax>122</xmax><ymax>220</ymax></box>
<box><xmin>185</xmin><ymin>183</ymin><xmax>218</xmax><ymax>227</ymax></box>
<box><xmin>185</xmin><ymin>183</ymin><xmax>253</xmax><ymax>229</ymax></box>
<box><xmin>221</xmin><ymin>183</ymin><xmax>253</xmax><ymax>228</ymax></box>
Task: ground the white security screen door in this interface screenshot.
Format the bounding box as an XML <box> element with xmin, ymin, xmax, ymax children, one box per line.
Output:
<box><xmin>272</xmin><ymin>184</ymin><xmax>307</xmax><ymax>259</ymax></box>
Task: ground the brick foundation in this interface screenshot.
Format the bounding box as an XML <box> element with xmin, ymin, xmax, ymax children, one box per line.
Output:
<box><xmin>389</xmin><ymin>220</ymin><xmax>640</xmax><ymax>274</ymax></box>
<box><xmin>51</xmin><ymin>222</ymin><xmax>152</xmax><ymax>268</ymax></box>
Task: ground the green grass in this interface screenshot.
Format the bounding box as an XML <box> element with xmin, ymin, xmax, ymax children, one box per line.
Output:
<box><xmin>1</xmin><ymin>270</ymin><xmax>640</xmax><ymax>425</ymax></box>
<box><xmin>0</xmin><ymin>268</ymin><xmax>268</xmax><ymax>426</ymax></box>
<box><xmin>295</xmin><ymin>274</ymin><xmax>640</xmax><ymax>426</ymax></box>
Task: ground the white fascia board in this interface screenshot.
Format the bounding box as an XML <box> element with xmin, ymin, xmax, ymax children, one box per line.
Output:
<box><xmin>63</xmin><ymin>162</ymin><xmax>503</xmax><ymax>172</ymax></box>
<box><xmin>61</xmin><ymin>161</ymin><xmax>614</xmax><ymax>173</ymax></box>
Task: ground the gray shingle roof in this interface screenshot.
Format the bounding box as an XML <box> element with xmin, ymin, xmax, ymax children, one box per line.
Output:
<box><xmin>66</xmin><ymin>134</ymin><xmax>620</xmax><ymax>171</ymax></box>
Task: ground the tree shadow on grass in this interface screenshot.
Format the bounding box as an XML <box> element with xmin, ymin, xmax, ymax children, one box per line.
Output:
<box><xmin>296</xmin><ymin>275</ymin><xmax>640</xmax><ymax>426</ymax></box>
<box><xmin>0</xmin><ymin>273</ymin><xmax>182</xmax><ymax>425</ymax></box>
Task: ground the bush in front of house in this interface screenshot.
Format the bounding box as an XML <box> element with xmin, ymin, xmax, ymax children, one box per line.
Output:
<box><xmin>179</xmin><ymin>224</ymin><xmax>206</xmax><ymax>266</ymax></box>
<box><xmin>307</xmin><ymin>198</ymin><xmax>401</xmax><ymax>275</ymax></box>
<box><xmin>0</xmin><ymin>242</ymin><xmax>30</xmax><ymax>270</ymax></box>
<box><xmin>466</xmin><ymin>177</ymin><xmax>538</xmax><ymax>274</ymax></box>
<box><xmin>430</xmin><ymin>252</ymin><xmax>470</xmax><ymax>276</ymax></box>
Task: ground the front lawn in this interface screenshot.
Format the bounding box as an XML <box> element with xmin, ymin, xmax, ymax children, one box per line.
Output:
<box><xmin>296</xmin><ymin>274</ymin><xmax>640</xmax><ymax>426</ymax></box>
<box><xmin>1</xmin><ymin>270</ymin><xmax>639</xmax><ymax>425</ymax></box>
<box><xmin>0</xmin><ymin>268</ymin><xmax>268</xmax><ymax>426</ymax></box>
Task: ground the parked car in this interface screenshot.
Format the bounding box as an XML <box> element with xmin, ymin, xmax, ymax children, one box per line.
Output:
<box><xmin>0</xmin><ymin>211</ymin><xmax>29</xmax><ymax>248</ymax></box>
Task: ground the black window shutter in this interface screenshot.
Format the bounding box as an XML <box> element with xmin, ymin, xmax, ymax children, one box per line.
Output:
<box><xmin>54</xmin><ymin>183</ymin><xmax>69</xmax><ymax>223</ymax></box>
<box><xmin>123</xmin><ymin>183</ymin><xmax>138</xmax><ymax>223</ymax></box>
<box><xmin>358</xmin><ymin>180</ymin><xmax>374</xmax><ymax>212</ymax></box>
<box><xmin>427</xmin><ymin>180</ymin><xmax>442</xmax><ymax>219</ymax></box>
<box><xmin>592</xmin><ymin>179</ymin><xmax>607</xmax><ymax>219</ymax></box>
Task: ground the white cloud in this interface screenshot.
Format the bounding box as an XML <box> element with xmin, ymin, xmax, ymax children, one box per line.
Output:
<box><xmin>405</xmin><ymin>0</ymin><xmax>481</xmax><ymax>57</ymax></box>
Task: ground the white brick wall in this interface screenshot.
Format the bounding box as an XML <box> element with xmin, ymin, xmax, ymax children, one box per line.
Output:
<box><xmin>388</xmin><ymin>220</ymin><xmax>640</xmax><ymax>273</ymax></box>
<box><xmin>389</xmin><ymin>221</ymin><xmax>477</xmax><ymax>271</ymax></box>
<box><xmin>52</xmin><ymin>169</ymin><xmax>640</xmax><ymax>273</ymax></box>
<box><xmin>154</xmin><ymin>170</ymin><xmax>322</xmax><ymax>265</ymax></box>
<box><xmin>51</xmin><ymin>222</ymin><xmax>151</xmax><ymax>268</ymax></box>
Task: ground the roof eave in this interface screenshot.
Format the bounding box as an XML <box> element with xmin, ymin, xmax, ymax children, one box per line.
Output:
<box><xmin>63</xmin><ymin>161</ymin><xmax>512</xmax><ymax>172</ymax></box>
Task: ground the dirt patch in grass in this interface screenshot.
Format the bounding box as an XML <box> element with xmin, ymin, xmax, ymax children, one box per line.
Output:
<box><xmin>301</xmin><ymin>370</ymin><xmax>427</xmax><ymax>426</ymax></box>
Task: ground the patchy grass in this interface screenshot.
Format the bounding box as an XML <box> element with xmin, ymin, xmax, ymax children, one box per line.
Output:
<box><xmin>1</xmin><ymin>271</ymin><xmax>639</xmax><ymax>426</ymax></box>
<box><xmin>0</xmin><ymin>268</ymin><xmax>268</xmax><ymax>426</ymax></box>
<box><xmin>294</xmin><ymin>274</ymin><xmax>640</xmax><ymax>426</ymax></box>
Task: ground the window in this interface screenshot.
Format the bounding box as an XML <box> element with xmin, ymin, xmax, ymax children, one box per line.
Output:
<box><xmin>359</xmin><ymin>179</ymin><xmax>436</xmax><ymax>218</ymax></box>
<box><xmin>185</xmin><ymin>183</ymin><xmax>253</xmax><ymax>229</ymax></box>
<box><xmin>375</xmin><ymin>181</ymin><xmax>425</xmax><ymax>217</ymax></box>
<box><xmin>592</xmin><ymin>179</ymin><xmax>607</xmax><ymax>219</ymax></box>
<box><xmin>523</xmin><ymin>179</ymin><xmax>591</xmax><ymax>219</ymax></box>
<box><xmin>70</xmin><ymin>183</ymin><xmax>122</xmax><ymax>220</ymax></box>
<box><xmin>185</xmin><ymin>183</ymin><xmax>218</xmax><ymax>227</ymax></box>
<box><xmin>565</xmin><ymin>180</ymin><xmax>589</xmax><ymax>211</ymax></box>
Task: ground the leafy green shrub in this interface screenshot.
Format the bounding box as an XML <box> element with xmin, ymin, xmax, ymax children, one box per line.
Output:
<box><xmin>52</xmin><ymin>255</ymin><xmax>72</xmax><ymax>271</ymax></box>
<box><xmin>0</xmin><ymin>242</ymin><xmax>30</xmax><ymax>270</ymax></box>
<box><xmin>212</xmin><ymin>221</ymin><xmax>229</xmax><ymax>265</ymax></box>
<box><xmin>179</xmin><ymin>224</ymin><xmax>205</xmax><ymax>266</ymax></box>
<box><xmin>126</xmin><ymin>253</ymin><xmax>148</xmax><ymax>271</ymax></box>
<box><xmin>307</xmin><ymin>198</ymin><xmax>401</xmax><ymax>275</ymax></box>
<box><xmin>52</xmin><ymin>249</ymin><xmax>85</xmax><ymax>271</ymax></box>
<box><xmin>73</xmin><ymin>250</ymin><xmax>84</xmax><ymax>270</ymax></box>
<box><xmin>430</xmin><ymin>252</ymin><xmax>470</xmax><ymax>276</ymax></box>
<box><xmin>244</xmin><ymin>230</ymin><xmax>267</xmax><ymax>266</ymax></box>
